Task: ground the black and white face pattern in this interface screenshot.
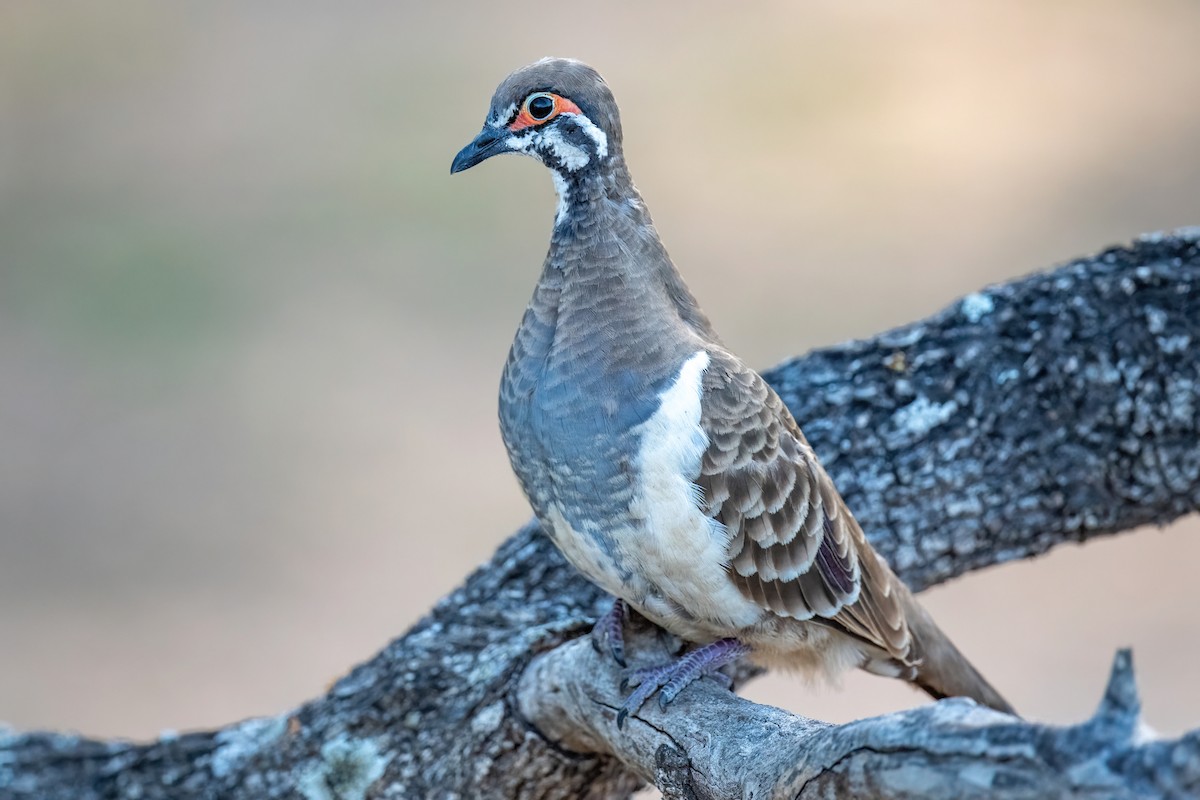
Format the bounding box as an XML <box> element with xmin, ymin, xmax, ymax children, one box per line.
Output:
<box><xmin>490</xmin><ymin>92</ymin><xmax>610</xmax><ymax>174</ymax></box>
<box><xmin>450</xmin><ymin>58</ymin><xmax>623</xmax><ymax>225</ymax></box>
<box><xmin>491</xmin><ymin>92</ymin><xmax>610</xmax><ymax>224</ymax></box>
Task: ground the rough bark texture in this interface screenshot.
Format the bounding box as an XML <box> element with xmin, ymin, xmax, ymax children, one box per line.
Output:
<box><xmin>2</xmin><ymin>230</ymin><xmax>1198</xmax><ymax>799</ymax></box>
<box><xmin>523</xmin><ymin>642</ymin><xmax>1198</xmax><ymax>799</ymax></box>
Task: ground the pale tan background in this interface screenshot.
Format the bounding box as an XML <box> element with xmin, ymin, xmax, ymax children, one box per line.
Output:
<box><xmin>2</xmin><ymin>1</ymin><xmax>1199</xmax><ymax>744</ymax></box>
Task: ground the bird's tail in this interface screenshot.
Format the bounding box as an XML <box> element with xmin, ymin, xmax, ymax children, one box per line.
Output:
<box><xmin>899</xmin><ymin>589</ymin><xmax>1016</xmax><ymax>716</ymax></box>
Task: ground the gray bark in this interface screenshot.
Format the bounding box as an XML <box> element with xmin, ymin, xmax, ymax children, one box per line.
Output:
<box><xmin>2</xmin><ymin>230</ymin><xmax>1199</xmax><ymax>800</ymax></box>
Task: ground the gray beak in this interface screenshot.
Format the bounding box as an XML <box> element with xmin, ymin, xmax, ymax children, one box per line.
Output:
<box><xmin>451</xmin><ymin>127</ymin><xmax>509</xmax><ymax>174</ymax></box>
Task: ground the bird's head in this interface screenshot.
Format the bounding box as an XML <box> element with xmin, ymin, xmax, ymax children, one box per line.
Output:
<box><xmin>450</xmin><ymin>58</ymin><xmax>622</xmax><ymax>178</ymax></box>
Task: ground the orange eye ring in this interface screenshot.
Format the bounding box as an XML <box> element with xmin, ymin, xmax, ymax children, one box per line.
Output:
<box><xmin>509</xmin><ymin>92</ymin><xmax>582</xmax><ymax>132</ymax></box>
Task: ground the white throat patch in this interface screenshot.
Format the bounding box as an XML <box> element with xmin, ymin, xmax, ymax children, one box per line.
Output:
<box><xmin>551</xmin><ymin>170</ymin><xmax>570</xmax><ymax>226</ymax></box>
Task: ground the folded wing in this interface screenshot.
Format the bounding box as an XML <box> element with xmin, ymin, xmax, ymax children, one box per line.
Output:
<box><xmin>697</xmin><ymin>350</ymin><xmax>914</xmax><ymax>663</ymax></box>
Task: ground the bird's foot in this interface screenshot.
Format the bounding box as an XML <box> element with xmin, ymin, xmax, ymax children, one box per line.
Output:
<box><xmin>616</xmin><ymin>638</ymin><xmax>749</xmax><ymax>729</ymax></box>
<box><xmin>590</xmin><ymin>598</ymin><xmax>629</xmax><ymax>667</ymax></box>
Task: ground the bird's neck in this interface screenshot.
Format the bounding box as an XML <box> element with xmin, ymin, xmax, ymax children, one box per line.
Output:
<box><xmin>544</xmin><ymin>159</ymin><xmax>717</xmax><ymax>339</ymax></box>
<box><xmin>547</xmin><ymin>158</ymin><xmax>637</xmax><ymax>234</ymax></box>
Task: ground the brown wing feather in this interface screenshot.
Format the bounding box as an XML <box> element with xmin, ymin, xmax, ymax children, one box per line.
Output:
<box><xmin>697</xmin><ymin>351</ymin><xmax>914</xmax><ymax>664</ymax></box>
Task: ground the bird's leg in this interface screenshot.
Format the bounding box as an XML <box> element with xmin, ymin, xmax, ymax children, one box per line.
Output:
<box><xmin>616</xmin><ymin>637</ymin><xmax>749</xmax><ymax>729</ymax></box>
<box><xmin>590</xmin><ymin>597</ymin><xmax>629</xmax><ymax>667</ymax></box>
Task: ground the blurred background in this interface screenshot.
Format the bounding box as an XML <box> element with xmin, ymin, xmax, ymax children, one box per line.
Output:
<box><xmin>2</xmin><ymin>1</ymin><xmax>1199</xmax><ymax>744</ymax></box>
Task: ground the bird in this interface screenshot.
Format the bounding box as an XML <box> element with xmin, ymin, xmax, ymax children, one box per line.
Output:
<box><xmin>451</xmin><ymin>57</ymin><xmax>1014</xmax><ymax>725</ymax></box>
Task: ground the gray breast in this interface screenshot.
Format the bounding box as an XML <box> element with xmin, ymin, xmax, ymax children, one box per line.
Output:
<box><xmin>503</xmin><ymin>279</ymin><xmax>706</xmax><ymax>548</ymax></box>
<box><xmin>501</xmin><ymin>312</ymin><xmax>669</xmax><ymax>536</ymax></box>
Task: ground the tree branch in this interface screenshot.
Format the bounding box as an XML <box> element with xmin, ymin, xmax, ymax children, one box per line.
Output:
<box><xmin>2</xmin><ymin>230</ymin><xmax>1198</xmax><ymax>799</ymax></box>
<box><xmin>524</xmin><ymin>641</ymin><xmax>1198</xmax><ymax>799</ymax></box>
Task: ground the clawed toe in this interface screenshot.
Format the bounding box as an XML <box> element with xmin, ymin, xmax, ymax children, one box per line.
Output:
<box><xmin>590</xmin><ymin>598</ymin><xmax>629</xmax><ymax>667</ymax></box>
<box><xmin>615</xmin><ymin>638</ymin><xmax>749</xmax><ymax>729</ymax></box>
<box><xmin>620</xmin><ymin>663</ymin><xmax>664</xmax><ymax>692</ymax></box>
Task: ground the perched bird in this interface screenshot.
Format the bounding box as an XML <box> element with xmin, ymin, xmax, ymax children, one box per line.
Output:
<box><xmin>452</xmin><ymin>58</ymin><xmax>1013</xmax><ymax>723</ymax></box>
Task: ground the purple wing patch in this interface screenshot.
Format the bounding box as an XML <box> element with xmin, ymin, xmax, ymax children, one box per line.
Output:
<box><xmin>816</xmin><ymin>517</ymin><xmax>856</xmax><ymax>595</ymax></box>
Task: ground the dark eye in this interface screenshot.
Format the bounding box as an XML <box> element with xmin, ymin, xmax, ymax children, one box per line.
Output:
<box><xmin>528</xmin><ymin>93</ymin><xmax>556</xmax><ymax>120</ymax></box>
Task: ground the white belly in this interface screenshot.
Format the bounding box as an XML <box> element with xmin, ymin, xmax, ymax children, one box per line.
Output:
<box><xmin>543</xmin><ymin>350</ymin><xmax>764</xmax><ymax>641</ymax></box>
